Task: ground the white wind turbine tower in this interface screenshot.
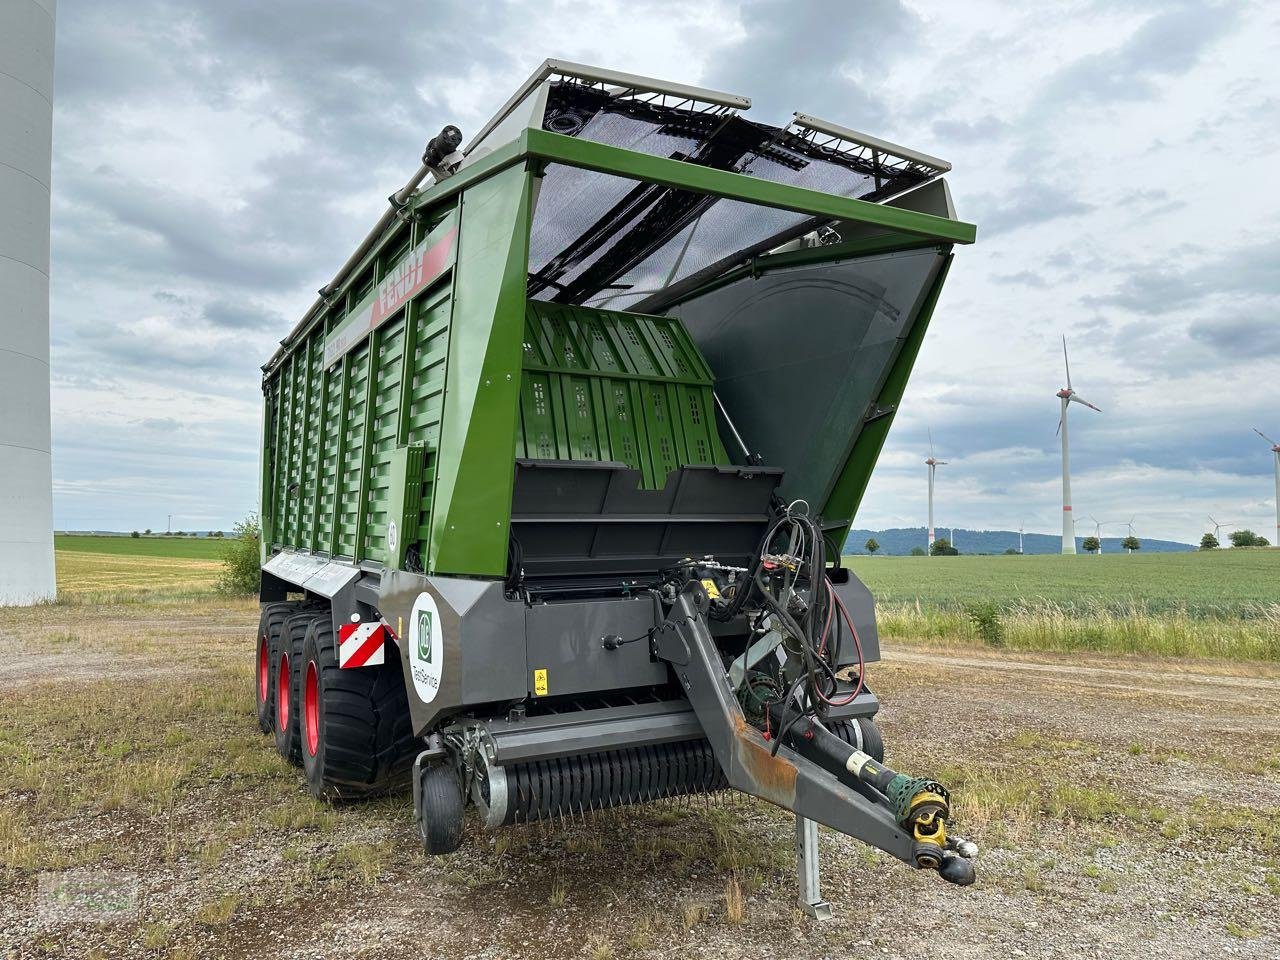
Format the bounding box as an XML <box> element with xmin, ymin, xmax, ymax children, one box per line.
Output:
<box><xmin>1207</xmin><ymin>516</ymin><xmax>1234</xmax><ymax>544</ymax></box>
<box><xmin>1057</xmin><ymin>337</ymin><xmax>1101</xmax><ymax>555</ymax></box>
<box><xmin>1253</xmin><ymin>428</ymin><xmax>1280</xmax><ymax>547</ymax></box>
<box><xmin>926</xmin><ymin>430</ymin><xmax>947</xmax><ymax>554</ymax></box>
<box><xmin>1125</xmin><ymin>517</ymin><xmax>1137</xmax><ymax>553</ymax></box>
<box><xmin>1088</xmin><ymin>516</ymin><xmax>1110</xmax><ymax>554</ymax></box>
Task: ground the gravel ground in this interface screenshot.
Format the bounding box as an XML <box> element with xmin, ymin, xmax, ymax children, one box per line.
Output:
<box><xmin>1</xmin><ymin>599</ymin><xmax>1278</xmax><ymax>960</ymax></box>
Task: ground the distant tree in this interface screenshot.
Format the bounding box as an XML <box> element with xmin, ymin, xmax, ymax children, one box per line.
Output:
<box><xmin>174</xmin><ymin>530</ymin><xmax>185</xmax><ymax>537</ymax></box>
<box><xmin>130</xmin><ymin>530</ymin><xmax>140</xmax><ymax>538</ymax></box>
<box><xmin>930</xmin><ymin>538</ymin><xmax>958</xmax><ymax>556</ymax></box>
<box><xmin>864</xmin><ymin>537</ymin><xmax>880</xmax><ymax>555</ymax></box>
<box><xmin>212</xmin><ymin>530</ymin><xmax>224</xmax><ymax>538</ymax></box>
<box><xmin>1082</xmin><ymin>536</ymin><xmax>1100</xmax><ymax>554</ymax></box>
<box><xmin>1121</xmin><ymin>536</ymin><xmax>1141</xmax><ymax>553</ymax></box>
<box><xmin>1229</xmin><ymin>529</ymin><xmax>1267</xmax><ymax>548</ymax></box>
<box><xmin>909</xmin><ymin>546</ymin><xmax>927</xmax><ymax>557</ymax></box>
<box><xmin>1003</xmin><ymin>547</ymin><xmax>1020</xmax><ymax>555</ymax></box>
<box><xmin>1199</xmin><ymin>532</ymin><xmax>1219</xmax><ymax>550</ymax></box>
<box><xmin>144</xmin><ymin>528</ymin><xmax>152</xmax><ymax>535</ymax></box>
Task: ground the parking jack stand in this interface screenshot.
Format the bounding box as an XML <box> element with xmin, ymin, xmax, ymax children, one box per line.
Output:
<box><xmin>796</xmin><ymin>815</ymin><xmax>831</xmax><ymax>920</ymax></box>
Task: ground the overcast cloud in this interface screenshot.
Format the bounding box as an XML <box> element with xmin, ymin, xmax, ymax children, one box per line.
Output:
<box><xmin>48</xmin><ymin>0</ymin><xmax>1280</xmax><ymax>544</ymax></box>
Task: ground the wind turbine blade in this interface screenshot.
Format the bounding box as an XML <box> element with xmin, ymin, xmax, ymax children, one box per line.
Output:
<box><xmin>1254</xmin><ymin>427</ymin><xmax>1280</xmax><ymax>446</ymax></box>
<box><xmin>928</xmin><ymin>427</ymin><xmax>935</xmax><ymax>459</ymax></box>
<box><xmin>1062</xmin><ymin>335</ymin><xmax>1072</xmax><ymax>390</ymax></box>
<box><xmin>1069</xmin><ymin>393</ymin><xmax>1101</xmax><ymax>412</ymax></box>
<box><xmin>936</xmin><ymin>460</ymin><xmax>949</xmax><ymax>466</ymax></box>
<box><xmin>1055</xmin><ymin>416</ymin><xmax>1062</xmax><ymax>437</ymax></box>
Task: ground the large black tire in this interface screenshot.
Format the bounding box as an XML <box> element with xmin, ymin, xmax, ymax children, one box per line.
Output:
<box><xmin>416</xmin><ymin>761</ymin><xmax>465</xmax><ymax>855</ymax></box>
<box><xmin>273</xmin><ymin>611</ymin><xmax>322</xmax><ymax>765</ymax></box>
<box><xmin>255</xmin><ymin>601</ymin><xmax>299</xmax><ymax>734</ymax></box>
<box><xmin>299</xmin><ymin>617</ymin><xmax>416</xmax><ymax>800</ymax></box>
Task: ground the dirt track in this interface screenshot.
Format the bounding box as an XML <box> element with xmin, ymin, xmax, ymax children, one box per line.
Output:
<box><xmin>1</xmin><ymin>599</ymin><xmax>1278</xmax><ymax>959</ymax></box>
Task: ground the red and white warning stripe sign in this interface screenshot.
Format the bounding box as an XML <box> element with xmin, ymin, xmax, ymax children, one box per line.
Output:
<box><xmin>339</xmin><ymin>620</ymin><xmax>387</xmax><ymax>669</ymax></box>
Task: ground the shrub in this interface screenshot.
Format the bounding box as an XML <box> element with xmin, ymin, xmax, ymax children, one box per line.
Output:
<box><xmin>963</xmin><ymin>600</ymin><xmax>1005</xmax><ymax>647</ymax></box>
<box><xmin>218</xmin><ymin>515</ymin><xmax>261</xmax><ymax>595</ymax></box>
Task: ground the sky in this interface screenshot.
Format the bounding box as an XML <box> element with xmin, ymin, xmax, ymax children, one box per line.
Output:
<box><xmin>46</xmin><ymin>0</ymin><xmax>1280</xmax><ymax>544</ymax></box>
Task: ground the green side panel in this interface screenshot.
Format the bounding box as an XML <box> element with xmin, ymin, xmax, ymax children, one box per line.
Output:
<box><xmin>336</xmin><ymin>341</ymin><xmax>371</xmax><ymax>557</ymax></box>
<box><xmin>406</xmin><ymin>285</ymin><xmax>454</xmax><ymax>552</ymax></box>
<box><xmin>361</xmin><ymin>315</ymin><xmax>407</xmax><ymax>564</ymax></box>
<box><xmin>821</xmin><ymin>254</ymin><xmax>954</xmax><ymax>527</ymax></box>
<box><xmin>259</xmin><ymin>378</ymin><xmax>280</xmax><ymax>548</ymax></box>
<box><xmin>313</xmin><ymin>346</ymin><xmax>342</xmax><ymax>552</ymax></box>
<box><xmin>427</xmin><ymin>164</ymin><xmax>533</xmax><ymax>577</ymax></box>
<box><xmin>295</xmin><ymin>337</ymin><xmax>322</xmax><ymax>549</ymax></box>
<box><xmin>385</xmin><ymin>445</ymin><xmax>426</xmax><ymax>570</ymax></box>
<box><xmin>519</xmin><ymin>301</ymin><xmax>728</xmax><ymax>487</ymax></box>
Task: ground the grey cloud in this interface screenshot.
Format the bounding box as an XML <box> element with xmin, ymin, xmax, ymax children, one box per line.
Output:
<box><xmin>971</xmin><ymin>182</ymin><xmax>1094</xmax><ymax>236</ymax></box>
<box><xmin>701</xmin><ymin>0</ymin><xmax>919</xmax><ymax>128</ymax></box>
<box><xmin>132</xmin><ymin>417</ymin><xmax>182</xmax><ymax>431</ymax></box>
<box><xmin>930</xmin><ymin>114</ymin><xmax>1009</xmax><ymax>144</ymax></box>
<box><xmin>202</xmin><ymin>298</ymin><xmax>282</xmax><ymax>331</ymax></box>
<box><xmin>1037</xmin><ymin>2</ymin><xmax>1240</xmax><ymax>108</ymax></box>
<box><xmin>991</xmin><ymin>270</ymin><xmax>1049</xmax><ymax>288</ymax></box>
<box><xmin>1085</xmin><ymin>237</ymin><xmax>1280</xmax><ymax>314</ymax></box>
<box><xmin>1188</xmin><ymin>315</ymin><xmax>1280</xmax><ymax>358</ymax></box>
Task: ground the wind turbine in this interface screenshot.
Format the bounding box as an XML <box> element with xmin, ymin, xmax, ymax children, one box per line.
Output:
<box><xmin>1125</xmin><ymin>516</ymin><xmax>1137</xmax><ymax>553</ymax></box>
<box><xmin>1253</xmin><ymin>428</ymin><xmax>1280</xmax><ymax>547</ymax></box>
<box><xmin>1057</xmin><ymin>336</ymin><xmax>1101</xmax><ymax>555</ymax></box>
<box><xmin>1088</xmin><ymin>516</ymin><xmax>1104</xmax><ymax>553</ymax></box>
<box><xmin>1207</xmin><ymin>516</ymin><xmax>1234</xmax><ymax>542</ymax></box>
<box><xmin>926</xmin><ymin>429</ymin><xmax>947</xmax><ymax>554</ymax></box>
<box><xmin>1018</xmin><ymin>523</ymin><xmax>1024</xmax><ymax>555</ymax></box>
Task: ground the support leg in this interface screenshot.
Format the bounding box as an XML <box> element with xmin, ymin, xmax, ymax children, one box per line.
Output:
<box><xmin>795</xmin><ymin>815</ymin><xmax>831</xmax><ymax>920</ymax></box>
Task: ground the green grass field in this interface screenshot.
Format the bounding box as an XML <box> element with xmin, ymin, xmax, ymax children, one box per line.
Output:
<box><xmin>847</xmin><ymin>549</ymin><xmax>1280</xmax><ymax>616</ymax></box>
<box><xmin>54</xmin><ymin>534</ymin><xmax>227</xmax><ymax>560</ymax></box>
<box><xmin>847</xmin><ymin>550</ymin><xmax>1280</xmax><ymax>661</ymax></box>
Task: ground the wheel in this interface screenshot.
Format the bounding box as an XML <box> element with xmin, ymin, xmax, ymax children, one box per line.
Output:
<box><xmin>273</xmin><ymin>611</ymin><xmax>321</xmax><ymax>765</ymax></box>
<box><xmin>255</xmin><ymin>601</ymin><xmax>299</xmax><ymax>734</ymax></box>
<box><xmin>299</xmin><ymin>616</ymin><xmax>416</xmax><ymax>800</ymax></box>
<box><xmin>416</xmin><ymin>761</ymin><xmax>465</xmax><ymax>855</ymax></box>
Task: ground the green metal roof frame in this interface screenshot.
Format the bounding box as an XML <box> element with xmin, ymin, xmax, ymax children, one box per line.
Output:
<box><xmin>414</xmin><ymin>127</ymin><xmax>976</xmax><ymax>247</ymax></box>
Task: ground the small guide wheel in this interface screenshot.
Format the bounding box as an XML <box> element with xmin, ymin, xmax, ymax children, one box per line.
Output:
<box><xmin>416</xmin><ymin>761</ymin><xmax>465</xmax><ymax>855</ymax></box>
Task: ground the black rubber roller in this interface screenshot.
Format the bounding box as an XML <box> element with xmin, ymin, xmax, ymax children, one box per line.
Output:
<box><xmin>494</xmin><ymin>739</ymin><xmax>726</xmax><ymax>825</ymax></box>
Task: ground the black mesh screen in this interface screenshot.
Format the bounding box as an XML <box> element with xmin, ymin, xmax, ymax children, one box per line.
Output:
<box><xmin>527</xmin><ymin>82</ymin><xmax>930</xmax><ymax>309</ymax></box>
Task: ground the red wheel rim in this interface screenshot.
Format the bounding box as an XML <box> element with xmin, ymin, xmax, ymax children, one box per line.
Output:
<box><xmin>277</xmin><ymin>653</ymin><xmax>290</xmax><ymax>732</ymax></box>
<box><xmin>304</xmin><ymin>660</ymin><xmax>320</xmax><ymax>757</ymax></box>
<box><xmin>257</xmin><ymin>635</ymin><xmax>269</xmax><ymax>704</ymax></box>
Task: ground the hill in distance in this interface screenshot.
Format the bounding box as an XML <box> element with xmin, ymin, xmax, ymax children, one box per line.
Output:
<box><xmin>843</xmin><ymin>527</ymin><xmax>1195</xmax><ymax>556</ymax></box>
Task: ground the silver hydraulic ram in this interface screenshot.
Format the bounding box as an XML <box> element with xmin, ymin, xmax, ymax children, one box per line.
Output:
<box><xmin>652</xmin><ymin>580</ymin><xmax>975</xmax><ymax>885</ymax></box>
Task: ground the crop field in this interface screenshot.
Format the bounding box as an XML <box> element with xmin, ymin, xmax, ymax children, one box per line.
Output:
<box><xmin>847</xmin><ymin>549</ymin><xmax>1279</xmax><ymax>614</ymax></box>
<box><xmin>54</xmin><ymin>535</ymin><xmax>227</xmax><ymax>561</ymax></box>
<box><xmin>1</xmin><ymin>548</ymin><xmax>1278</xmax><ymax>959</ymax></box>
<box><xmin>849</xmin><ymin>550</ymin><xmax>1280</xmax><ymax>662</ymax></box>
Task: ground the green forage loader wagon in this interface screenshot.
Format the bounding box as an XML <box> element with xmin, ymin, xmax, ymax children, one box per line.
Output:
<box><xmin>255</xmin><ymin>61</ymin><xmax>979</xmax><ymax>907</ymax></box>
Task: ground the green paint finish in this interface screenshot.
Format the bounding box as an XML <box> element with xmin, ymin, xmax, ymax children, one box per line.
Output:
<box><xmin>821</xmin><ymin>254</ymin><xmax>954</xmax><ymax>528</ymax></box>
<box><xmin>518</xmin><ymin>301</ymin><xmax>728</xmax><ymax>486</ymax></box>
<box><xmin>427</xmin><ymin>164</ymin><xmax>533</xmax><ymax>576</ymax></box>
<box><xmin>322</xmin><ymin>211</ymin><xmax>459</xmax><ymax>369</ymax></box>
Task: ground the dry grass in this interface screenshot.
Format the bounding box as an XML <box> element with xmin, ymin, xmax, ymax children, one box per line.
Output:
<box><xmin>53</xmin><ymin>549</ymin><xmax>223</xmax><ymax>604</ymax></box>
<box><xmin>3</xmin><ymin>547</ymin><xmax>1279</xmax><ymax>956</ymax></box>
<box><xmin>878</xmin><ymin>598</ymin><xmax>1280</xmax><ymax>661</ymax></box>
